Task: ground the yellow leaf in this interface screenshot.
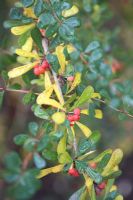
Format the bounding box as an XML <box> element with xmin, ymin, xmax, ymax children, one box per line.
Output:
<box><xmin>85</xmin><ymin>177</ymin><xmax>93</xmax><ymax>191</ymax></box>
<box><xmin>102</xmin><ymin>149</ymin><xmax>123</xmax><ymax>176</ymax></box>
<box><xmin>53</xmin><ymin>84</ymin><xmax>64</xmax><ymax>105</ymax></box>
<box><xmin>92</xmin><ymin>92</ymin><xmax>101</xmax><ymax>99</ymax></box>
<box><xmin>76</xmin><ymin>122</ymin><xmax>92</xmax><ymax>137</ymax></box>
<box><xmin>58</xmin><ymin>151</ymin><xmax>72</xmax><ymax>164</ymax></box>
<box><xmin>110</xmin><ymin>185</ymin><xmax>117</xmax><ymax>192</ymax></box>
<box><xmin>44</xmin><ymin>71</ymin><xmax>52</xmax><ymax>89</ymax></box>
<box><xmin>62</xmin><ymin>5</ymin><xmax>79</xmax><ymax>18</ymax></box>
<box><xmin>24</xmin><ymin>7</ymin><xmax>36</xmax><ymax>19</ymax></box>
<box><xmin>81</xmin><ymin>109</ymin><xmax>89</xmax><ymax>115</ymax></box>
<box><xmin>37</xmin><ymin>96</ymin><xmax>65</xmax><ymax>111</ymax></box>
<box><xmin>17</xmin><ymin>56</ymin><xmax>31</xmax><ymax>64</ymax></box>
<box><xmin>16</xmin><ymin>49</ymin><xmax>39</xmax><ymax>59</ymax></box>
<box><xmin>115</xmin><ymin>195</ymin><xmax>123</xmax><ymax>200</ymax></box>
<box><xmin>37</xmin><ymin>164</ymin><xmax>64</xmax><ymax>179</ymax></box>
<box><xmin>22</xmin><ymin>37</ymin><xmax>33</xmax><ymax>52</ymax></box>
<box><xmin>68</xmin><ymin>72</ymin><xmax>81</xmax><ymax>93</ymax></box>
<box><xmin>37</xmin><ymin>87</ymin><xmax>54</xmax><ymax>104</ymax></box>
<box><xmin>11</xmin><ymin>23</ymin><xmax>35</xmax><ymax>35</ymax></box>
<box><xmin>67</xmin><ymin>44</ymin><xmax>75</xmax><ymax>54</ymax></box>
<box><xmin>95</xmin><ymin>109</ymin><xmax>103</xmax><ymax>119</ymax></box>
<box><xmin>57</xmin><ymin>134</ymin><xmax>67</xmax><ymax>155</ymax></box>
<box><xmin>55</xmin><ymin>45</ymin><xmax>66</xmax><ymax>74</ymax></box>
<box><xmin>71</xmin><ymin>127</ymin><xmax>75</xmax><ymax>137</ymax></box>
<box><xmin>8</xmin><ymin>61</ymin><xmax>38</xmax><ymax>78</ymax></box>
<box><xmin>52</xmin><ymin>112</ymin><xmax>66</xmax><ymax>125</ymax></box>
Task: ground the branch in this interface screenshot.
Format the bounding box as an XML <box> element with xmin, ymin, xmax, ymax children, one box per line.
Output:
<box><xmin>93</xmin><ymin>98</ymin><xmax>133</xmax><ymax>119</ymax></box>
<box><xmin>0</xmin><ymin>87</ymin><xmax>39</xmax><ymax>95</ymax></box>
<box><xmin>42</xmin><ymin>38</ymin><xmax>65</xmax><ymax>105</ymax></box>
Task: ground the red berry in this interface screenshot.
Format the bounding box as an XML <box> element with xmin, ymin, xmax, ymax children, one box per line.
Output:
<box><xmin>34</xmin><ymin>67</ymin><xmax>40</xmax><ymax>75</ymax></box>
<box><xmin>98</xmin><ymin>182</ymin><xmax>106</xmax><ymax>190</ymax></box>
<box><xmin>41</xmin><ymin>60</ymin><xmax>50</xmax><ymax>70</ymax></box>
<box><xmin>67</xmin><ymin>76</ymin><xmax>75</xmax><ymax>82</ymax></box>
<box><xmin>38</xmin><ymin>66</ymin><xmax>45</xmax><ymax>74</ymax></box>
<box><xmin>67</xmin><ymin>115</ymin><xmax>75</xmax><ymax>122</ymax></box>
<box><xmin>68</xmin><ymin>168</ymin><xmax>79</xmax><ymax>177</ymax></box>
<box><xmin>112</xmin><ymin>60</ymin><xmax>123</xmax><ymax>73</ymax></box>
<box><xmin>73</xmin><ymin>114</ymin><xmax>80</xmax><ymax>121</ymax></box>
<box><xmin>89</xmin><ymin>162</ymin><xmax>97</xmax><ymax>169</ymax></box>
<box><xmin>33</xmin><ymin>64</ymin><xmax>40</xmax><ymax>68</ymax></box>
<box><xmin>74</xmin><ymin>108</ymin><xmax>81</xmax><ymax>116</ymax></box>
<box><xmin>70</xmin><ymin>123</ymin><xmax>74</xmax><ymax>127</ymax></box>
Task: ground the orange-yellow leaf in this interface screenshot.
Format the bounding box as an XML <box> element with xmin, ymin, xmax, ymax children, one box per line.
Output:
<box><xmin>92</xmin><ymin>92</ymin><xmax>101</xmax><ymax>99</ymax></box>
<box><xmin>44</xmin><ymin>71</ymin><xmax>52</xmax><ymax>89</ymax></box>
<box><xmin>8</xmin><ymin>61</ymin><xmax>38</xmax><ymax>78</ymax></box>
<box><xmin>95</xmin><ymin>109</ymin><xmax>103</xmax><ymax>119</ymax></box>
<box><xmin>22</xmin><ymin>37</ymin><xmax>33</xmax><ymax>52</ymax></box>
<box><xmin>24</xmin><ymin>7</ymin><xmax>36</xmax><ymax>19</ymax></box>
<box><xmin>53</xmin><ymin>84</ymin><xmax>64</xmax><ymax>105</ymax></box>
<box><xmin>76</xmin><ymin>122</ymin><xmax>92</xmax><ymax>137</ymax></box>
<box><xmin>37</xmin><ymin>87</ymin><xmax>54</xmax><ymax>104</ymax></box>
<box><xmin>15</xmin><ymin>49</ymin><xmax>39</xmax><ymax>59</ymax></box>
<box><xmin>57</xmin><ymin>134</ymin><xmax>67</xmax><ymax>155</ymax></box>
<box><xmin>62</xmin><ymin>5</ymin><xmax>79</xmax><ymax>18</ymax></box>
<box><xmin>11</xmin><ymin>23</ymin><xmax>35</xmax><ymax>35</ymax></box>
<box><xmin>55</xmin><ymin>45</ymin><xmax>66</xmax><ymax>74</ymax></box>
<box><xmin>37</xmin><ymin>164</ymin><xmax>64</xmax><ymax>178</ymax></box>
<box><xmin>67</xmin><ymin>44</ymin><xmax>75</xmax><ymax>54</ymax></box>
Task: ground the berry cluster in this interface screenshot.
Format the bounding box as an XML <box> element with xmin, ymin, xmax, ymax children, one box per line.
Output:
<box><xmin>68</xmin><ymin>167</ymin><xmax>79</xmax><ymax>177</ymax></box>
<box><xmin>67</xmin><ymin>108</ymin><xmax>81</xmax><ymax>126</ymax></box>
<box><xmin>33</xmin><ymin>59</ymin><xmax>50</xmax><ymax>76</ymax></box>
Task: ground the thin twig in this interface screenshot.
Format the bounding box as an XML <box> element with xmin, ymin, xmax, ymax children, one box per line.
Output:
<box><xmin>0</xmin><ymin>87</ymin><xmax>39</xmax><ymax>95</ymax></box>
<box><xmin>93</xmin><ymin>98</ymin><xmax>133</xmax><ymax>119</ymax></box>
<box><xmin>46</xmin><ymin>0</ymin><xmax>62</xmax><ymax>24</ymax></box>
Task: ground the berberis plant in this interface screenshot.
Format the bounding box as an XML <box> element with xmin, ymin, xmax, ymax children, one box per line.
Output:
<box><xmin>0</xmin><ymin>0</ymin><xmax>127</xmax><ymax>199</ymax></box>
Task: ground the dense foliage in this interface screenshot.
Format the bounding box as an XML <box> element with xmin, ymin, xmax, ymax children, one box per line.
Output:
<box><xmin>2</xmin><ymin>0</ymin><xmax>133</xmax><ymax>199</ymax></box>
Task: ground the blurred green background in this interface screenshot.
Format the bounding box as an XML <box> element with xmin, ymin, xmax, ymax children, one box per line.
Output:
<box><xmin>0</xmin><ymin>0</ymin><xmax>133</xmax><ymax>199</ymax></box>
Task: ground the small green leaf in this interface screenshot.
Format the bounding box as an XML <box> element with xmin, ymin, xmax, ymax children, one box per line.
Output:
<box><xmin>42</xmin><ymin>150</ymin><xmax>57</xmax><ymax>161</ymax></box>
<box><xmin>18</xmin><ymin>30</ymin><xmax>31</xmax><ymax>46</ymax></box>
<box><xmin>33</xmin><ymin>153</ymin><xmax>46</xmax><ymax>169</ymax></box>
<box><xmin>34</xmin><ymin>0</ymin><xmax>46</xmax><ymax>17</ymax></box>
<box><xmin>72</xmin><ymin>86</ymin><xmax>94</xmax><ymax>108</ymax></box>
<box><xmin>46</xmin><ymin>54</ymin><xmax>60</xmax><ymax>73</ymax></box>
<box><xmin>89</xmin><ymin>49</ymin><xmax>103</xmax><ymax>63</ymax></box>
<box><xmin>21</xmin><ymin>0</ymin><xmax>35</xmax><ymax>7</ymax></box>
<box><xmin>4</xmin><ymin>152</ymin><xmax>21</xmax><ymax>171</ymax></box>
<box><xmin>38</xmin><ymin>13</ymin><xmax>56</xmax><ymax>28</ymax></box>
<box><xmin>33</xmin><ymin>105</ymin><xmax>50</xmax><ymax>120</ymax></box>
<box><xmin>59</xmin><ymin>24</ymin><xmax>75</xmax><ymax>42</ymax></box>
<box><xmin>37</xmin><ymin>135</ymin><xmax>50</xmax><ymax>152</ymax></box>
<box><xmin>97</xmin><ymin>154</ymin><xmax>111</xmax><ymax>173</ymax></box>
<box><xmin>28</xmin><ymin>122</ymin><xmax>39</xmax><ymax>136</ymax></box>
<box><xmin>9</xmin><ymin>8</ymin><xmax>22</xmax><ymax>20</ymax></box>
<box><xmin>85</xmin><ymin>166</ymin><xmax>102</xmax><ymax>184</ymax></box>
<box><xmin>31</xmin><ymin>27</ymin><xmax>43</xmax><ymax>53</ymax></box>
<box><xmin>45</xmin><ymin>23</ymin><xmax>58</xmax><ymax>38</ymax></box>
<box><xmin>64</xmin><ymin>17</ymin><xmax>80</xmax><ymax>28</ymax></box>
<box><xmin>85</xmin><ymin>41</ymin><xmax>100</xmax><ymax>53</ymax></box>
<box><xmin>14</xmin><ymin>134</ymin><xmax>29</xmax><ymax>145</ymax></box>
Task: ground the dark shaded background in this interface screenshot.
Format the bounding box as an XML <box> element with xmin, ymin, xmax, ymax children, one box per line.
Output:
<box><xmin>0</xmin><ymin>0</ymin><xmax>133</xmax><ymax>199</ymax></box>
